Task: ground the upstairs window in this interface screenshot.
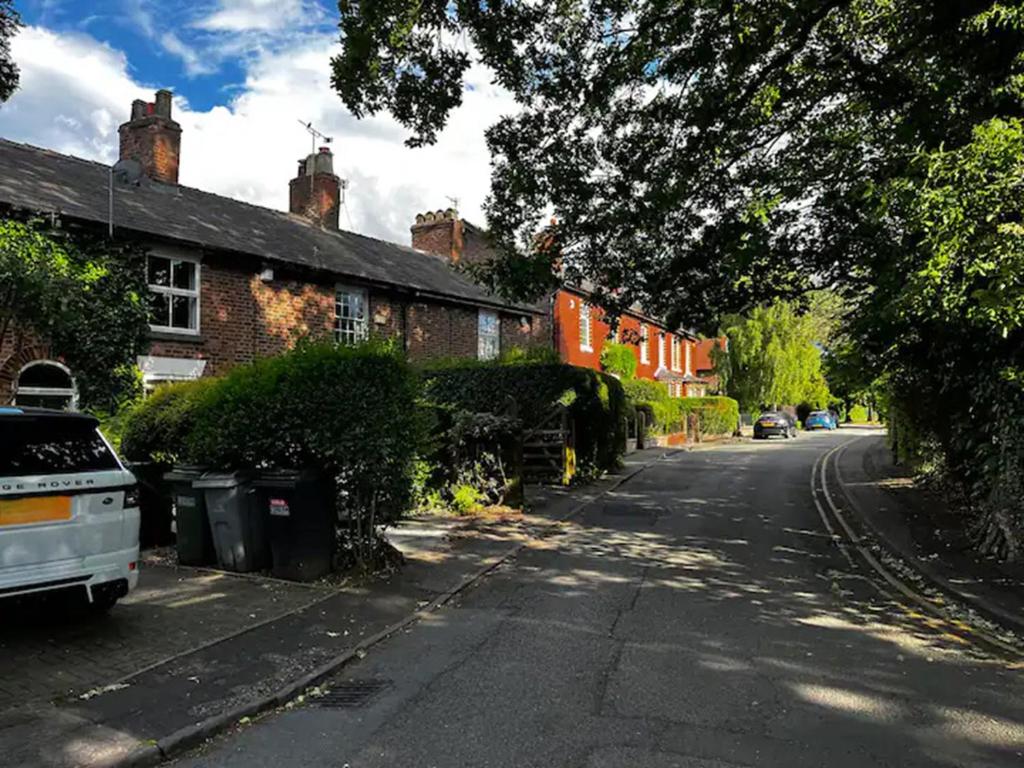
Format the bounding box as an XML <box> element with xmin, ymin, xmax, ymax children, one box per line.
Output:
<box><xmin>148</xmin><ymin>254</ymin><xmax>199</xmax><ymax>334</ymax></box>
<box><xmin>335</xmin><ymin>285</ymin><xmax>368</xmax><ymax>345</ymax></box>
<box><xmin>640</xmin><ymin>324</ymin><xmax>649</xmax><ymax>364</ymax></box>
<box><xmin>685</xmin><ymin>340</ymin><xmax>692</xmax><ymax>375</ymax></box>
<box><xmin>658</xmin><ymin>332</ymin><xmax>665</xmax><ymax>369</ymax></box>
<box><xmin>671</xmin><ymin>336</ymin><xmax>681</xmax><ymax>371</ymax></box>
<box><xmin>478</xmin><ymin>310</ymin><xmax>500</xmax><ymax>360</ymax></box>
<box><xmin>579</xmin><ymin>302</ymin><xmax>593</xmax><ymax>351</ymax></box>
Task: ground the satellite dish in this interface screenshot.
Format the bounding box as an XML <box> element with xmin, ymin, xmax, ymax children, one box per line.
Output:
<box><xmin>112</xmin><ymin>158</ymin><xmax>143</xmax><ymax>185</ymax></box>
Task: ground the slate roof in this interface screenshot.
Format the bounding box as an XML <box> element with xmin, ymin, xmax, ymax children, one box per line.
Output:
<box><xmin>0</xmin><ymin>139</ymin><xmax>543</xmax><ymax>315</ymax></box>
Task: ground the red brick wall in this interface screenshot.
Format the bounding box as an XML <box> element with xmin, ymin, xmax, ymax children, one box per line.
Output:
<box><xmin>553</xmin><ymin>288</ymin><xmax>695</xmax><ymax>392</ymax></box>
<box><xmin>118</xmin><ymin>118</ymin><xmax>181</xmax><ymax>185</ymax></box>
<box><xmin>2</xmin><ymin>253</ymin><xmax>552</xmax><ymax>402</ymax></box>
<box><xmin>0</xmin><ymin>325</ymin><xmax>52</xmax><ymax>404</ymax></box>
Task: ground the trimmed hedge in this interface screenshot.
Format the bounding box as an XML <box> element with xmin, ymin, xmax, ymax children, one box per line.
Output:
<box><xmin>678</xmin><ymin>396</ymin><xmax>739</xmax><ymax>438</ymax></box>
<box><xmin>621</xmin><ymin>379</ymin><xmax>739</xmax><ymax>438</ymax></box>
<box><xmin>422</xmin><ymin>361</ymin><xmax>627</xmax><ymax>475</ymax></box>
<box><xmin>186</xmin><ymin>341</ymin><xmax>422</xmax><ymax>523</ymax></box>
<box><xmin>120</xmin><ymin>378</ymin><xmax>219</xmax><ymax>464</ymax></box>
<box><xmin>121</xmin><ymin>342</ymin><xmax>423</xmax><ymax>546</ymax></box>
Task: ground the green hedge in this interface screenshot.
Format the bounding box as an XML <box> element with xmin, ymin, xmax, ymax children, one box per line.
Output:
<box><xmin>187</xmin><ymin>341</ymin><xmax>421</xmax><ymax>523</ymax></box>
<box><xmin>121</xmin><ymin>342</ymin><xmax>422</xmax><ymax>543</ymax></box>
<box><xmin>622</xmin><ymin>380</ymin><xmax>739</xmax><ymax>438</ymax></box>
<box><xmin>422</xmin><ymin>361</ymin><xmax>627</xmax><ymax>475</ymax></box>
<box><xmin>678</xmin><ymin>396</ymin><xmax>739</xmax><ymax>438</ymax></box>
<box><xmin>622</xmin><ymin>379</ymin><xmax>682</xmax><ymax>434</ymax></box>
<box><xmin>120</xmin><ymin>378</ymin><xmax>219</xmax><ymax>464</ymax></box>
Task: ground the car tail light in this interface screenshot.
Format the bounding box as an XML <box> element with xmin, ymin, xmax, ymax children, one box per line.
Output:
<box><xmin>124</xmin><ymin>486</ymin><xmax>141</xmax><ymax>508</ymax></box>
<box><xmin>128</xmin><ymin>561</ymin><xmax>137</xmax><ymax>571</ymax></box>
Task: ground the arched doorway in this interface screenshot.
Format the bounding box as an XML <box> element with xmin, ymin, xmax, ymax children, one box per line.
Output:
<box><xmin>14</xmin><ymin>360</ymin><xmax>78</xmax><ymax>410</ymax></box>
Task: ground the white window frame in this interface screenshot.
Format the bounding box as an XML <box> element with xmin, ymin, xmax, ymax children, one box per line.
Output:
<box><xmin>579</xmin><ymin>302</ymin><xmax>593</xmax><ymax>352</ymax></box>
<box><xmin>685</xmin><ymin>340</ymin><xmax>693</xmax><ymax>375</ymax></box>
<box><xmin>657</xmin><ymin>332</ymin><xmax>665</xmax><ymax>369</ymax></box>
<box><xmin>478</xmin><ymin>309</ymin><xmax>500</xmax><ymax>361</ymax></box>
<box><xmin>13</xmin><ymin>360</ymin><xmax>78</xmax><ymax>411</ymax></box>
<box><xmin>639</xmin><ymin>324</ymin><xmax>649</xmax><ymax>365</ymax></box>
<box><xmin>335</xmin><ymin>284</ymin><xmax>369</xmax><ymax>345</ymax></box>
<box><xmin>147</xmin><ymin>251</ymin><xmax>201</xmax><ymax>336</ymax></box>
<box><xmin>671</xmin><ymin>336</ymin><xmax>681</xmax><ymax>371</ymax></box>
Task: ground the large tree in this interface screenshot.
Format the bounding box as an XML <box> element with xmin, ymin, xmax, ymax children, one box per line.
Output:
<box><xmin>0</xmin><ymin>0</ymin><xmax>20</xmax><ymax>103</ymax></box>
<box><xmin>331</xmin><ymin>1</ymin><xmax>1024</xmax><ymax>327</ymax></box>
<box><xmin>715</xmin><ymin>300</ymin><xmax>829</xmax><ymax>413</ymax></box>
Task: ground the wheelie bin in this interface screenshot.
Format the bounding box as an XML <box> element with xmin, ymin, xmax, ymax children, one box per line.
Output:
<box><xmin>253</xmin><ymin>470</ymin><xmax>335</xmax><ymax>581</ymax></box>
<box><xmin>163</xmin><ymin>465</ymin><xmax>216</xmax><ymax>565</ymax></box>
<box><xmin>194</xmin><ymin>472</ymin><xmax>269</xmax><ymax>572</ymax></box>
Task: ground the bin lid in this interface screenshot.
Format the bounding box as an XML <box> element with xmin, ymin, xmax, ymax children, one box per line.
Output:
<box><xmin>253</xmin><ymin>468</ymin><xmax>320</xmax><ymax>488</ymax></box>
<box><xmin>193</xmin><ymin>471</ymin><xmax>252</xmax><ymax>489</ymax></box>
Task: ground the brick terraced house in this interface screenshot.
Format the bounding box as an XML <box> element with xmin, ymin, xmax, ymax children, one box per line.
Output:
<box><xmin>0</xmin><ymin>91</ymin><xmax>550</xmax><ymax>406</ymax></box>
<box><xmin>412</xmin><ymin>211</ymin><xmax>709</xmax><ymax>398</ymax></box>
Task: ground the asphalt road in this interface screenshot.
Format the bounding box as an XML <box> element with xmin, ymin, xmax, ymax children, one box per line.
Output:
<box><xmin>174</xmin><ymin>432</ymin><xmax>1024</xmax><ymax>767</ymax></box>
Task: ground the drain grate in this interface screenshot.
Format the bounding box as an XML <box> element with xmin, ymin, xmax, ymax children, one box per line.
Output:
<box><xmin>317</xmin><ymin>679</ymin><xmax>391</xmax><ymax>709</ymax></box>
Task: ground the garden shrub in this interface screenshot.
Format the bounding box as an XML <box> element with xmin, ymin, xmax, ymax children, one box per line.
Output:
<box><xmin>600</xmin><ymin>342</ymin><xmax>638</xmax><ymax>379</ymax></box>
<box><xmin>422</xmin><ymin>361</ymin><xmax>627</xmax><ymax>476</ymax></box>
<box><xmin>120</xmin><ymin>378</ymin><xmax>220</xmax><ymax>464</ymax></box>
<box><xmin>417</xmin><ymin>408</ymin><xmax>524</xmax><ymax>512</ymax></box>
<box><xmin>678</xmin><ymin>397</ymin><xmax>739</xmax><ymax>437</ymax></box>
<box><xmin>622</xmin><ymin>379</ymin><xmax>682</xmax><ymax>434</ymax></box>
<box><xmin>187</xmin><ymin>341</ymin><xmax>421</xmax><ymax>529</ymax></box>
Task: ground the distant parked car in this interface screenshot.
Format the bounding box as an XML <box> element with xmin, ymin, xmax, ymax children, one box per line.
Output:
<box><xmin>0</xmin><ymin>407</ymin><xmax>140</xmax><ymax>612</ymax></box>
<box><xmin>754</xmin><ymin>412</ymin><xmax>798</xmax><ymax>439</ymax></box>
<box><xmin>804</xmin><ymin>410</ymin><xmax>837</xmax><ymax>431</ymax></box>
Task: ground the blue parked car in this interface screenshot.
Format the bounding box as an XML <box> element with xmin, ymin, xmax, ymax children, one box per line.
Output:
<box><xmin>805</xmin><ymin>410</ymin><xmax>837</xmax><ymax>430</ymax></box>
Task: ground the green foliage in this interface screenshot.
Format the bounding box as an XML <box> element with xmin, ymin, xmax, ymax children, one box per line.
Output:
<box><xmin>120</xmin><ymin>378</ymin><xmax>219</xmax><ymax>464</ymax></box>
<box><xmin>600</xmin><ymin>342</ymin><xmax>638</xmax><ymax>379</ymax></box>
<box><xmin>622</xmin><ymin>380</ymin><xmax>738</xmax><ymax>438</ymax></box>
<box><xmin>418</xmin><ymin>409</ymin><xmax>523</xmax><ymax>513</ymax></box>
<box><xmin>718</xmin><ymin>302</ymin><xmax>830</xmax><ymax>413</ymax></box>
<box><xmin>0</xmin><ymin>218</ymin><xmax>150</xmax><ymax>410</ymax></box>
<box><xmin>499</xmin><ymin>345</ymin><xmax>560</xmax><ymax>365</ymax></box>
<box><xmin>677</xmin><ymin>397</ymin><xmax>740</xmax><ymax>438</ymax></box>
<box><xmin>0</xmin><ymin>1</ymin><xmax>20</xmax><ymax>103</ymax></box>
<box><xmin>423</xmin><ymin>361</ymin><xmax>627</xmax><ymax>475</ymax></box>
<box><xmin>330</xmin><ymin>2</ymin><xmax>1024</xmax><ymax>326</ymax></box>
<box><xmin>187</xmin><ymin>341</ymin><xmax>421</xmax><ymax>525</ymax></box>
<box><xmin>450</xmin><ymin>483</ymin><xmax>485</xmax><ymax>515</ymax></box>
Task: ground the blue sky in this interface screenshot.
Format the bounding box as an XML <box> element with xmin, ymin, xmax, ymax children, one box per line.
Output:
<box><xmin>0</xmin><ymin>1</ymin><xmax>514</xmax><ymax>242</ymax></box>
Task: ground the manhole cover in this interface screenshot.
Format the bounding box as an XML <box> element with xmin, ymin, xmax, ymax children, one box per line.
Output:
<box><xmin>317</xmin><ymin>680</ymin><xmax>391</xmax><ymax>708</ymax></box>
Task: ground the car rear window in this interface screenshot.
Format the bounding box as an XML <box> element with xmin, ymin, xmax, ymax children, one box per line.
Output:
<box><xmin>0</xmin><ymin>420</ymin><xmax>119</xmax><ymax>477</ymax></box>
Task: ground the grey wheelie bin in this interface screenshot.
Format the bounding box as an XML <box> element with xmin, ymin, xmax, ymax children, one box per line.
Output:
<box><xmin>253</xmin><ymin>470</ymin><xmax>335</xmax><ymax>581</ymax></box>
<box><xmin>164</xmin><ymin>465</ymin><xmax>216</xmax><ymax>566</ymax></box>
<box><xmin>194</xmin><ymin>472</ymin><xmax>270</xmax><ymax>572</ymax></box>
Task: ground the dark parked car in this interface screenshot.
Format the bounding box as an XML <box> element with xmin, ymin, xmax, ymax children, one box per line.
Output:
<box><xmin>754</xmin><ymin>411</ymin><xmax>798</xmax><ymax>439</ymax></box>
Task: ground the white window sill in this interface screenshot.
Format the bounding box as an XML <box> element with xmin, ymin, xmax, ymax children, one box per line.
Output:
<box><xmin>580</xmin><ymin>345</ymin><xmax>593</xmax><ymax>353</ymax></box>
<box><xmin>150</xmin><ymin>325</ymin><xmax>201</xmax><ymax>337</ymax></box>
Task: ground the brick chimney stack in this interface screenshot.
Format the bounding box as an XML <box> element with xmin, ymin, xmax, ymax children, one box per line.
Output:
<box><xmin>118</xmin><ymin>89</ymin><xmax>182</xmax><ymax>185</ymax></box>
<box><xmin>411</xmin><ymin>209</ymin><xmax>465</xmax><ymax>263</ymax></box>
<box><xmin>289</xmin><ymin>146</ymin><xmax>341</xmax><ymax>230</ymax></box>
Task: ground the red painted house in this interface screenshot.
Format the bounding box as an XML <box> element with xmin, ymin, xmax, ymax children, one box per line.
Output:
<box><xmin>411</xmin><ymin>211</ymin><xmax>711</xmax><ymax>398</ymax></box>
<box><xmin>553</xmin><ymin>287</ymin><xmax>707</xmax><ymax>397</ymax></box>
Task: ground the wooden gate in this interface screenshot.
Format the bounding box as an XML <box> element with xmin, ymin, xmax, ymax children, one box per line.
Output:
<box><xmin>522</xmin><ymin>405</ymin><xmax>575</xmax><ymax>484</ymax></box>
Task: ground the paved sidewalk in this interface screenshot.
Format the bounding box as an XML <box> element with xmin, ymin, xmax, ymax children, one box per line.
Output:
<box><xmin>833</xmin><ymin>433</ymin><xmax>1024</xmax><ymax>635</ymax></box>
<box><xmin>0</xmin><ymin>448</ymin><xmax>669</xmax><ymax>768</ymax></box>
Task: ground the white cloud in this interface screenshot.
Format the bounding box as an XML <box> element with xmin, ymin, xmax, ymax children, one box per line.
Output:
<box><xmin>196</xmin><ymin>0</ymin><xmax>309</xmax><ymax>32</ymax></box>
<box><xmin>0</xmin><ymin>25</ymin><xmax>516</xmax><ymax>244</ymax></box>
<box><xmin>159</xmin><ymin>32</ymin><xmax>215</xmax><ymax>77</ymax></box>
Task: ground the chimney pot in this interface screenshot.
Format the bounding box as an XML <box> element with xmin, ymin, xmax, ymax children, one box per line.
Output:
<box><xmin>155</xmin><ymin>89</ymin><xmax>173</xmax><ymax>119</ymax></box>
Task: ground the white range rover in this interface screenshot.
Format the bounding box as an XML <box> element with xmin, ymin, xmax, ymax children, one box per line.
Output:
<box><xmin>0</xmin><ymin>406</ymin><xmax>140</xmax><ymax>611</ymax></box>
